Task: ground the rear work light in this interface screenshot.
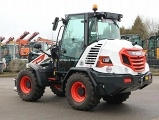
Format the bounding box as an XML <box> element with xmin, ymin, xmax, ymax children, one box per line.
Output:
<box><xmin>148</xmin><ymin>75</ymin><xmax>152</xmax><ymax>80</ymax></box>
<box><xmin>145</xmin><ymin>75</ymin><xmax>152</xmax><ymax>81</ymax></box>
<box><xmin>124</xmin><ymin>78</ymin><xmax>132</xmax><ymax>84</ymax></box>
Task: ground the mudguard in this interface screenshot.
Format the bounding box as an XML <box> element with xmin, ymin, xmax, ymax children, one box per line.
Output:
<box><xmin>27</xmin><ymin>63</ymin><xmax>47</xmax><ymax>86</ymax></box>
<box><xmin>62</xmin><ymin>67</ymin><xmax>99</xmax><ymax>91</ymax></box>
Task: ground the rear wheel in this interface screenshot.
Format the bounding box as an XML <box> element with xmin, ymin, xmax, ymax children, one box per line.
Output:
<box><xmin>16</xmin><ymin>69</ymin><xmax>45</xmax><ymax>101</ymax></box>
<box><xmin>103</xmin><ymin>92</ymin><xmax>131</xmax><ymax>104</ymax></box>
<box><xmin>65</xmin><ymin>72</ymin><xmax>101</xmax><ymax>111</ymax></box>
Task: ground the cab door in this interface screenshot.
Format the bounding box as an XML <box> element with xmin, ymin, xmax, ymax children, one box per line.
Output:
<box><xmin>58</xmin><ymin>14</ymin><xmax>85</xmax><ymax>72</ymax></box>
<box><xmin>148</xmin><ymin>36</ymin><xmax>156</xmax><ymax>58</ymax></box>
<box><xmin>147</xmin><ymin>36</ymin><xmax>159</xmax><ymax>66</ymax></box>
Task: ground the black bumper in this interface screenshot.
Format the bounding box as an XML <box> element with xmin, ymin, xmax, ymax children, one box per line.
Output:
<box><xmin>91</xmin><ymin>71</ymin><xmax>152</xmax><ymax>96</ymax></box>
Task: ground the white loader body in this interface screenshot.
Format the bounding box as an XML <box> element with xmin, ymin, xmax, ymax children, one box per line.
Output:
<box><xmin>76</xmin><ymin>39</ymin><xmax>149</xmax><ymax>75</ymax></box>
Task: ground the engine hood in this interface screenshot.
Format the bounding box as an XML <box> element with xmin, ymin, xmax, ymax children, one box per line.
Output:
<box><xmin>76</xmin><ymin>39</ymin><xmax>148</xmax><ymax>75</ymax></box>
<box><xmin>99</xmin><ymin>39</ymin><xmax>142</xmax><ymax>52</ymax></box>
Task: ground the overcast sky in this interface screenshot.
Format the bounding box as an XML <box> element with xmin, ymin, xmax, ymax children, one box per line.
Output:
<box><xmin>0</xmin><ymin>0</ymin><xmax>158</xmax><ymax>40</ymax></box>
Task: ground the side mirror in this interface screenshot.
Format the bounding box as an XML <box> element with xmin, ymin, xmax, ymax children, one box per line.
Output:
<box><xmin>52</xmin><ymin>17</ymin><xmax>59</xmax><ymax>31</ymax></box>
<box><xmin>34</xmin><ymin>43</ymin><xmax>42</xmax><ymax>49</ymax></box>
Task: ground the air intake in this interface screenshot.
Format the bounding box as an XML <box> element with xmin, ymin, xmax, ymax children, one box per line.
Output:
<box><xmin>85</xmin><ymin>44</ymin><xmax>102</xmax><ymax>64</ymax></box>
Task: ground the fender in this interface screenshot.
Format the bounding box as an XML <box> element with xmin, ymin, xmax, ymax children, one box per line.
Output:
<box><xmin>62</xmin><ymin>67</ymin><xmax>100</xmax><ymax>92</ymax></box>
<box><xmin>28</xmin><ymin>63</ymin><xmax>47</xmax><ymax>86</ymax></box>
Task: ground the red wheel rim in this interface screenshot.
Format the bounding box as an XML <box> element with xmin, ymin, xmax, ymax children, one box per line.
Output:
<box><xmin>71</xmin><ymin>82</ymin><xmax>86</xmax><ymax>102</ymax></box>
<box><xmin>20</xmin><ymin>76</ymin><xmax>31</xmax><ymax>94</ymax></box>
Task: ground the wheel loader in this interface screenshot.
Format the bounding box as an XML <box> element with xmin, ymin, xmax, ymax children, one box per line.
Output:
<box><xmin>14</xmin><ymin>5</ymin><xmax>152</xmax><ymax>111</ymax></box>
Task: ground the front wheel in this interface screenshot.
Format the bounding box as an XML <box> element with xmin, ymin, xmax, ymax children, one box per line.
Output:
<box><xmin>16</xmin><ymin>69</ymin><xmax>45</xmax><ymax>102</ymax></box>
<box><xmin>65</xmin><ymin>72</ymin><xmax>101</xmax><ymax>111</ymax></box>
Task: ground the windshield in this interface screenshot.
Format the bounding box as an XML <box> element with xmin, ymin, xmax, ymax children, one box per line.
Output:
<box><xmin>89</xmin><ymin>18</ymin><xmax>120</xmax><ymax>43</ymax></box>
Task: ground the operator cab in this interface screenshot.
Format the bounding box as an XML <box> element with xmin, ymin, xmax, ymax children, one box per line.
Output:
<box><xmin>52</xmin><ymin>5</ymin><xmax>122</xmax><ymax>72</ymax></box>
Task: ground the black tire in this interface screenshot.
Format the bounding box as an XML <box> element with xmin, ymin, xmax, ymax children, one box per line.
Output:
<box><xmin>50</xmin><ymin>84</ymin><xmax>65</xmax><ymax>97</ymax></box>
<box><xmin>16</xmin><ymin>69</ymin><xmax>45</xmax><ymax>102</ymax></box>
<box><xmin>65</xmin><ymin>72</ymin><xmax>101</xmax><ymax>111</ymax></box>
<box><xmin>103</xmin><ymin>92</ymin><xmax>131</xmax><ymax>104</ymax></box>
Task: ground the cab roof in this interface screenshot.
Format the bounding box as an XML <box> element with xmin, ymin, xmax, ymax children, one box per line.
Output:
<box><xmin>65</xmin><ymin>12</ymin><xmax>123</xmax><ymax>21</ymax></box>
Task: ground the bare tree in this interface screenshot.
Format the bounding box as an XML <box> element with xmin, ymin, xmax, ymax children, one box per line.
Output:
<box><xmin>144</xmin><ymin>17</ymin><xmax>159</xmax><ymax>36</ymax></box>
<box><xmin>120</xmin><ymin>26</ymin><xmax>132</xmax><ymax>35</ymax></box>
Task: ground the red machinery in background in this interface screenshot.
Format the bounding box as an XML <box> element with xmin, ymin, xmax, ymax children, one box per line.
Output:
<box><xmin>20</xmin><ymin>32</ymin><xmax>39</xmax><ymax>59</ymax></box>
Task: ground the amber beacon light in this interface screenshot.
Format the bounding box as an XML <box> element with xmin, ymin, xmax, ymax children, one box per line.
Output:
<box><xmin>92</xmin><ymin>4</ymin><xmax>98</xmax><ymax>12</ymax></box>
